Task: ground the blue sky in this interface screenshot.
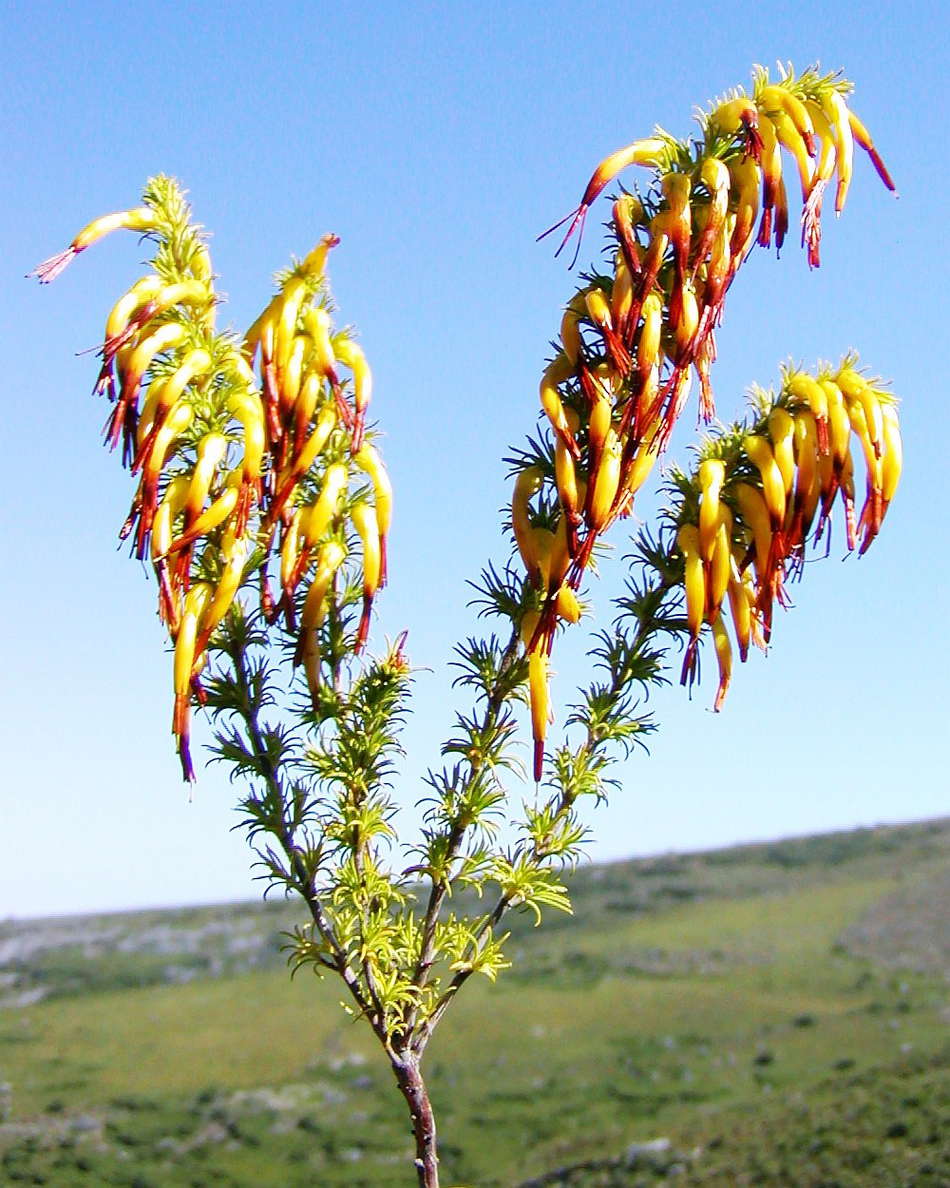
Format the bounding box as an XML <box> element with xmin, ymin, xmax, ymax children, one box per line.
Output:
<box><xmin>2</xmin><ymin>1</ymin><xmax>947</xmax><ymax>916</ymax></box>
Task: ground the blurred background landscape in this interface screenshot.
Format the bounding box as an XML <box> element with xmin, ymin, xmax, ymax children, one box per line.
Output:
<box><xmin>1</xmin><ymin>818</ymin><xmax>946</xmax><ymax>1185</ymax></box>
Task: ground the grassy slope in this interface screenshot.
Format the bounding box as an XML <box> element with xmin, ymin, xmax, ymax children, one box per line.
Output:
<box><xmin>0</xmin><ymin>819</ymin><xmax>947</xmax><ymax>1186</ymax></box>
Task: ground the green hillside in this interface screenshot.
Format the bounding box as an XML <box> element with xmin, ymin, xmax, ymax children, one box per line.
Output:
<box><xmin>1</xmin><ymin>819</ymin><xmax>947</xmax><ymax>1185</ymax></box>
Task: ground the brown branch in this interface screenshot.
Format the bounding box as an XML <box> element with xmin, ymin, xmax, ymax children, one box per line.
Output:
<box><xmin>391</xmin><ymin>1051</ymin><xmax>440</xmax><ymax>1188</ymax></box>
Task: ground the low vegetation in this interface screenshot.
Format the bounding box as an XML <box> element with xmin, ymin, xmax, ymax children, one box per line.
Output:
<box><xmin>0</xmin><ymin>818</ymin><xmax>946</xmax><ymax>1184</ymax></box>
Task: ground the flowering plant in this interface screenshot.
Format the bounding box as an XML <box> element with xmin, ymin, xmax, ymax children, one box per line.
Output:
<box><xmin>32</xmin><ymin>63</ymin><xmax>898</xmax><ymax>1187</ymax></box>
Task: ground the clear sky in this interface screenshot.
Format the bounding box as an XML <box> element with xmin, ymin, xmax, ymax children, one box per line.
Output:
<box><xmin>2</xmin><ymin>0</ymin><xmax>947</xmax><ymax>917</ymax></box>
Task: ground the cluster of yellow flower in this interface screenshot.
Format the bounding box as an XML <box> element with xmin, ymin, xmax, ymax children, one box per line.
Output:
<box><xmin>31</xmin><ymin>178</ymin><xmax>391</xmax><ymax>779</ymax></box>
<box><xmin>515</xmin><ymin>66</ymin><xmax>895</xmax><ymax>779</ymax></box>
<box><xmin>675</xmin><ymin>360</ymin><xmax>901</xmax><ymax>709</ymax></box>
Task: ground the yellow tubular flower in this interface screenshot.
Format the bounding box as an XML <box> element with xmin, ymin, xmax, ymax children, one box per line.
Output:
<box><xmin>839</xmin><ymin>447</ymin><xmax>858</xmax><ymax>551</ymax></box>
<box><xmin>103</xmin><ymin>276</ymin><xmax>164</xmax><ymax>345</ymax></box>
<box><xmin>820</xmin><ymin>89</ymin><xmax>855</xmax><ymax>213</ymax></box>
<box><xmin>698</xmin><ymin>459</ymin><xmax>726</xmax><ymax>561</ymax></box>
<box><xmin>30</xmin><ymin>207</ymin><xmax>159</xmax><ymax>283</ymax></box>
<box><xmin>107</xmin><ymin>320</ymin><xmax>188</xmax><ymax>453</ymax></box>
<box><xmin>226</xmin><ymin>388</ymin><xmax>266</xmax><ymax>531</ymax></box>
<box><xmin>611</xmin><ymin>254</ymin><xmax>634</xmax><ymax>334</ymax></box>
<box><xmin>673</xmin><ymin>280</ymin><xmax>699</xmax><ymax>358</ymax></box>
<box><xmin>511</xmin><ymin>466</ymin><xmax>544</xmax><ymax>579</ymax></box>
<box><xmin>273</xmin><ymin>404</ymin><xmax>338</xmax><ymax>518</ymax></box>
<box><xmin>189</xmin><ymin>242</ymin><xmax>213</xmax><ymax>285</ymax></box>
<box><xmin>711</xmin><ymin>614</ymin><xmax>733</xmax><ymax>712</ymax></box>
<box><xmin>164</xmin><ymin>486</ymin><xmax>239</xmax><ymax>557</ymax></box>
<box><xmin>774</xmin><ymin>110</ymin><xmax>815</xmax><ymax>201</ymax></box>
<box><xmin>707</xmin><ymin>509</ymin><xmax>733</xmax><ymax>616</ymax></box>
<box><xmin>732</xmin><ymin>482</ymin><xmax>773</xmax><ymax>575</ymax></box>
<box><xmin>293</xmin><ymin>371</ymin><xmax>323</xmax><ymax>446</ymax></box>
<box><xmin>274</xmin><ymin>278</ymin><xmax>308</xmax><ymax>374</ymax></box>
<box><xmin>550</xmin><ymin>515</ymin><xmax>571</xmax><ymax>587</ymax></box>
<box><xmin>785</xmin><ymin>372</ymin><xmax>829</xmax><ymax>453</ymax></box>
<box><xmin>612</xmin><ymin>194</ymin><xmax>646</xmax><ymax>268</ymax></box>
<box><xmin>677</xmin><ymin>524</ymin><xmax>705</xmax><ymax>642</ymax></box>
<box><xmin>756</xmin><ymin>115</ymin><xmax>784</xmax><ymax>248</ymax></box>
<box><xmin>142</xmin><ymin>401</ymin><xmax>195</xmax><ymax>476</ymax></box>
<box><xmin>847</xmin><ymin>108</ymin><xmax>896</xmax><ymax>191</ymax></box>
<box><xmin>242</xmin><ymin>293</ymin><xmax>281</xmax><ymax>365</ymax></box>
<box><xmin>588</xmin><ymin>430</ymin><xmax>622</xmax><ymax>531</ymax></box>
<box><xmin>639</xmin><ymin>218</ymin><xmax>670</xmax><ymax>299</ymax></box>
<box><xmin>134</xmin><ymin>348</ymin><xmax>213</xmax><ymax>468</ymax></box>
<box><xmin>302</xmin><ymin>307</ymin><xmax>338</xmax><ymax>380</ymax></box>
<box><xmin>299</xmin><ymin>541</ymin><xmax>348</xmax><ymax>633</ymax></box>
<box><xmin>301</xmin><ymin>631</ymin><xmax>322</xmax><ymax>707</ymax></box>
<box><xmin>554</xmin><ymin>407</ymin><xmax>582</xmax><ymax>530</ymax></box>
<box><xmin>696</xmin><ymin>157</ymin><xmax>731</xmax><ymax>257</ymax></box>
<box><xmin>801</xmin><ymin>100</ymin><xmax>838</xmax><ymax>266</ymax></box>
<box><xmin>302</xmin><ymin>462</ymin><xmax>349</xmax><ymax>548</ymax></box>
<box><xmin>351</xmin><ymin>499</ymin><xmax>381</xmax><ymax>651</ymax></box>
<box><xmin>151</xmin><ymin>476</ymin><xmax>191</xmax><ymax>562</ymax></box>
<box><xmin>554</xmin><ymin>583</ymin><xmax>582</xmax><ymax>623</ymax></box>
<box><xmin>584</xmin><ymin>287</ymin><xmax>612</xmax><ymax>330</ymax></box>
<box><xmin>709</xmin><ymin>96</ymin><xmax>760</xmax><ymax>138</ymax></box>
<box><xmin>634</xmin><ymin>364</ymin><xmax>661</xmax><ymax>440</ymax></box>
<box><xmin>104</xmin><ymin>279</ymin><xmax>212</xmax><ymax>357</ymax></box>
<box><xmin>848</xmin><ymin>403</ymin><xmax>883</xmax><ymax>548</ymax></box>
<box><xmin>195</xmin><ymin>533</ymin><xmax>249</xmax><ymax>654</ymax></box>
<box><xmin>587</xmin><ymin>373</ymin><xmax>613</xmax><ymax>460</ymax></box>
<box><xmin>757</xmin><ymin>85</ymin><xmax>813</xmax><ymax>145</ymax></box>
<box><xmin>352</xmin><ymin>443</ymin><xmax>392</xmax><ymax>584</ymax></box>
<box><xmin>278</xmin><ymin>334</ymin><xmax>307</xmax><ymax>415</ymax></box>
<box><xmin>280</xmin><ymin>508</ymin><xmax>304</xmax><ymax>597</ymax></box>
<box><xmin>585</xmin><ymin>286</ymin><xmax>630</xmax><ymax>372</ymax></box>
<box><xmin>172</xmin><ymin>581</ymin><xmax>213</xmax><ymax>781</ymax></box>
<box><xmin>726</xmin><ymin>560</ymin><xmax>753</xmax><ymax>663</ymax></box>
<box><xmin>118</xmin><ymin>322</ymin><xmax>186</xmax><ymax>402</ymax></box>
<box><xmin>532</xmin><ymin>527</ymin><xmax>557</xmax><ymax>591</ymax></box>
<box><xmin>660</xmin><ymin>171</ymin><xmax>692</xmax><ymax>267</ymax></box>
<box><xmin>816</xmin><ymin>441</ymin><xmax>836</xmax><ymax>513</ymax></box>
<box><xmin>637</xmin><ymin>293</ymin><xmax>663</xmax><ymax>375</ymax></box>
<box><xmin>792</xmin><ymin>410</ymin><xmax>820</xmax><ymax>539</ymax></box>
<box><xmin>540</xmin><ymin>356</ymin><xmax>580</xmax><ymax>457</ymax></box>
<box><xmin>295</xmin><ymin>540</ymin><xmax>348</xmax><ymax>678</ymax></box>
<box><xmin>335</xmin><ymin>337</ymin><xmax>373</xmax><ymax>451</ymax></box>
<box><xmin>137</xmin><ymin>403</ymin><xmax>196</xmax><ymax>557</ymax></box>
<box><xmin>294</xmin><ymin>404</ymin><xmax>338</xmax><ymax>475</ymax></box>
<box><xmin>880</xmin><ymin>404</ymin><xmax>902</xmax><ymax>507</ymax></box>
<box><xmin>183</xmin><ymin>433</ymin><xmax>229</xmax><ymax>525</ymax></box>
<box><xmin>846</xmin><ymin>398</ymin><xmax>880</xmax><ymax>476</ymax></box>
<box><xmin>758</xmin><ymin>85</ymin><xmax>815</xmax><ymax>196</ymax></box>
<box><xmin>299</xmin><ymin>233</ymin><xmax>340</xmax><ymax>280</ymax></box>
<box><xmin>745</xmin><ymin>435</ymin><xmax>786</xmax><ymax>526</ymax></box>
<box><xmin>538</xmin><ymin>136</ymin><xmax>667</xmax><ymax>260</ymax></box>
<box><xmin>528</xmin><ymin>649</ymin><xmax>550</xmax><ymax>784</ymax></box>
<box><xmin>836</xmin><ymin>366</ymin><xmax>884</xmax><ymax>457</ymax></box>
<box><xmin>820</xmin><ymin>379</ymin><xmax>852</xmax><ymax>465</ymax></box>
<box><xmin>560</xmin><ymin>303</ymin><xmax>583</xmax><ymax>365</ymax></box>
<box><xmin>805</xmin><ymin>100</ymin><xmax>837</xmax><ymax>181</ymax></box>
<box><xmin>624</xmin><ymin>432</ymin><xmax>658</xmax><ymax>498</ymax></box>
<box><xmin>728</xmin><ymin>156</ymin><xmax>761</xmax><ymax>265</ymax></box>
<box><xmin>677</xmin><ymin>521</ymin><xmax>705</xmax><ymax>690</ymax></box>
